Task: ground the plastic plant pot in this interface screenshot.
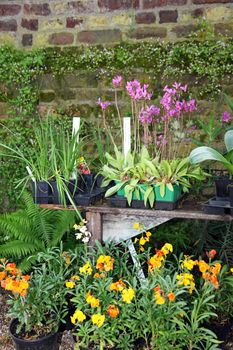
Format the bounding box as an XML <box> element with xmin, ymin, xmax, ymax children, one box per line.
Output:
<box><xmin>154</xmin><ymin>184</ymin><xmax>182</xmax><ymax>202</ymax></box>
<box><xmin>9</xmin><ymin>319</ymin><xmax>60</xmax><ymax>350</ymax></box>
<box><xmin>214</xmin><ymin>177</ymin><xmax>233</xmax><ymax>199</ymax></box>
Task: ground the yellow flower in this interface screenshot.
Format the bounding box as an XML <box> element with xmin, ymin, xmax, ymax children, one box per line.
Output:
<box><xmin>177</xmin><ymin>273</ymin><xmax>195</xmax><ymax>294</ymax></box>
<box><xmin>74</xmin><ymin>310</ymin><xmax>86</xmax><ymax>322</ymax></box>
<box><xmin>139</xmin><ymin>237</ymin><xmax>147</xmax><ymax>246</ymax></box>
<box><xmin>140</xmin><ymin>246</ymin><xmax>145</xmax><ymax>252</ymax></box>
<box><xmin>70</xmin><ymin>315</ymin><xmax>76</xmax><ymax>324</ymax></box>
<box><xmin>133</xmin><ymin>222</ymin><xmax>140</xmax><ymax>230</ymax></box>
<box><xmin>79</xmin><ymin>262</ymin><xmax>93</xmax><ymax>275</ymax></box>
<box><xmin>155</xmin><ymin>294</ymin><xmax>165</xmax><ymax>305</ymax></box>
<box><xmin>91</xmin><ymin>314</ymin><xmax>105</xmax><ymax>328</ymax></box>
<box><xmin>181</xmin><ymin>256</ymin><xmax>198</xmax><ymax>271</ymax></box>
<box><xmin>146</xmin><ymin>231</ymin><xmax>152</xmax><ymax>237</ymax></box>
<box><xmin>161</xmin><ymin>243</ymin><xmax>173</xmax><ymax>255</ymax></box>
<box><xmin>96</xmin><ymin>255</ymin><xmax>114</xmax><ymax>272</ymax></box>
<box><xmin>65</xmin><ymin>281</ymin><xmax>75</xmax><ymax>289</ymax></box>
<box><xmin>73</xmin><ymin>224</ymin><xmax>80</xmax><ymax>230</ymax></box>
<box><xmin>230</xmin><ymin>268</ymin><xmax>233</xmax><ymax>273</ymax></box>
<box><xmin>86</xmin><ymin>292</ymin><xmax>100</xmax><ymax>308</ymax></box>
<box><xmin>122</xmin><ymin>287</ymin><xmax>135</xmax><ymax>304</ymax></box>
<box><xmin>79</xmin><ymin>157</ymin><xmax>85</xmax><ymax>163</ymax></box>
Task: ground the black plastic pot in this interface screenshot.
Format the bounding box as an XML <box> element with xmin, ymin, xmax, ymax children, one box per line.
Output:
<box><xmin>78</xmin><ymin>173</ymin><xmax>99</xmax><ymax>193</ymax></box>
<box><xmin>214</xmin><ymin>177</ymin><xmax>233</xmax><ymax>199</ymax></box>
<box><xmin>229</xmin><ymin>186</ymin><xmax>233</xmax><ymax>207</ymax></box>
<box><xmin>10</xmin><ymin>319</ymin><xmax>60</xmax><ymax>350</ymax></box>
<box><xmin>31</xmin><ymin>181</ymin><xmax>50</xmax><ymax>204</ymax></box>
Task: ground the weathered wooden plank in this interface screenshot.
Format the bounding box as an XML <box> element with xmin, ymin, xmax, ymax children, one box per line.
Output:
<box><xmin>40</xmin><ymin>204</ymin><xmax>233</xmax><ymax>222</ymax></box>
<box><xmin>102</xmin><ymin>214</ymin><xmax>170</xmax><ymax>242</ymax></box>
<box><xmin>86</xmin><ymin>211</ymin><xmax>102</xmax><ymax>245</ymax></box>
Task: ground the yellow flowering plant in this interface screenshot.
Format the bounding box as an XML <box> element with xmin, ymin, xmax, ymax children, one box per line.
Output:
<box><xmin>66</xmin><ymin>245</ymin><xmax>138</xmax><ymax>350</ymax></box>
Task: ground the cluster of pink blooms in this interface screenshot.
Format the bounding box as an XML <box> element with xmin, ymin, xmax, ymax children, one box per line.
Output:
<box><xmin>221</xmin><ymin>111</ymin><xmax>231</xmax><ymax>123</ymax></box>
<box><xmin>97</xmin><ymin>98</ymin><xmax>111</xmax><ymax>110</ymax></box>
<box><xmin>139</xmin><ymin>105</ymin><xmax>160</xmax><ymax>124</ymax></box>
<box><xmin>112</xmin><ymin>75</ymin><xmax>123</xmax><ymax>88</ymax></box>
<box><xmin>138</xmin><ymin>83</ymin><xmax>197</xmax><ymax>126</ymax></box>
<box><xmin>126</xmin><ymin>80</ymin><xmax>153</xmax><ymax>101</ymax></box>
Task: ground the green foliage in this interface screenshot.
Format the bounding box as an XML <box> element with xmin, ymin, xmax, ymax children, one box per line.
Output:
<box><xmin>0</xmin><ymin>192</ymin><xmax>77</xmax><ymax>271</ymax></box>
<box><xmin>190</xmin><ymin>130</ymin><xmax>233</xmax><ymax>174</ymax></box>
<box><xmin>7</xmin><ymin>245</ymin><xmax>81</xmax><ymax>335</ymax></box>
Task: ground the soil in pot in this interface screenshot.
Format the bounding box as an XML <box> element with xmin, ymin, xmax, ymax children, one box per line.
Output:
<box><xmin>10</xmin><ymin>319</ymin><xmax>60</xmax><ymax>350</ymax></box>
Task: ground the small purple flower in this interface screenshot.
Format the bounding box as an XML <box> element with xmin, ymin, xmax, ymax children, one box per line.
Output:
<box><xmin>97</xmin><ymin>98</ymin><xmax>111</xmax><ymax>110</ymax></box>
<box><xmin>126</xmin><ymin>80</ymin><xmax>152</xmax><ymax>101</ymax></box>
<box><xmin>139</xmin><ymin>107</ymin><xmax>153</xmax><ymax>124</ymax></box>
<box><xmin>221</xmin><ymin>111</ymin><xmax>231</xmax><ymax>123</ymax></box>
<box><xmin>187</xmin><ymin>99</ymin><xmax>197</xmax><ymax>112</ymax></box>
<box><xmin>149</xmin><ymin>105</ymin><xmax>160</xmax><ymax>116</ymax></box>
<box><xmin>112</xmin><ymin>75</ymin><xmax>123</xmax><ymax>88</ymax></box>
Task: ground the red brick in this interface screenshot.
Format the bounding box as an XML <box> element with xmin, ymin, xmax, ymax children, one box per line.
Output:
<box><xmin>78</xmin><ymin>29</ymin><xmax>122</xmax><ymax>44</ymax></box>
<box><xmin>159</xmin><ymin>10</ymin><xmax>178</xmax><ymax>23</ymax></box>
<box><xmin>22</xmin><ymin>34</ymin><xmax>33</xmax><ymax>46</ymax></box>
<box><xmin>67</xmin><ymin>1</ymin><xmax>96</xmax><ymax>13</ymax></box>
<box><xmin>135</xmin><ymin>12</ymin><xmax>156</xmax><ymax>24</ymax></box>
<box><xmin>192</xmin><ymin>8</ymin><xmax>204</xmax><ymax>17</ymax></box>
<box><xmin>193</xmin><ymin>0</ymin><xmax>232</xmax><ymax>3</ymax></box>
<box><xmin>66</xmin><ymin>17</ymin><xmax>83</xmax><ymax>28</ymax></box>
<box><xmin>143</xmin><ymin>0</ymin><xmax>186</xmax><ymax>8</ymax></box>
<box><xmin>49</xmin><ymin>33</ymin><xmax>74</xmax><ymax>45</ymax></box>
<box><xmin>98</xmin><ymin>0</ymin><xmax>139</xmax><ymax>11</ymax></box>
<box><xmin>129</xmin><ymin>27</ymin><xmax>167</xmax><ymax>39</ymax></box>
<box><xmin>21</xmin><ymin>19</ymin><xmax>38</xmax><ymax>31</ymax></box>
<box><xmin>24</xmin><ymin>3</ymin><xmax>51</xmax><ymax>16</ymax></box>
<box><xmin>0</xmin><ymin>19</ymin><xmax>17</xmax><ymax>31</ymax></box>
<box><xmin>0</xmin><ymin>4</ymin><xmax>21</xmax><ymax>16</ymax></box>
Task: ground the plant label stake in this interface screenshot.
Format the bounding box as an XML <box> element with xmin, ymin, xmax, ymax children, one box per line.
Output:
<box><xmin>127</xmin><ymin>239</ymin><xmax>146</xmax><ymax>284</ymax></box>
<box><xmin>72</xmin><ymin>117</ymin><xmax>80</xmax><ymax>179</ymax></box>
<box><xmin>123</xmin><ymin>117</ymin><xmax>131</xmax><ymax>158</ymax></box>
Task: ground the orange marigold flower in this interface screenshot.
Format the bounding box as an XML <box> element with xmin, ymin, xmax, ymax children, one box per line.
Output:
<box><xmin>107</xmin><ymin>305</ymin><xmax>120</xmax><ymax>318</ymax></box>
<box><xmin>109</xmin><ymin>279</ymin><xmax>126</xmax><ymax>292</ymax></box>
<box><xmin>198</xmin><ymin>260</ymin><xmax>209</xmax><ymax>273</ymax></box>
<box><xmin>0</xmin><ymin>271</ymin><xmax>6</xmax><ymax>281</ymax></box>
<box><xmin>211</xmin><ymin>263</ymin><xmax>221</xmax><ymax>275</ymax></box>
<box><xmin>167</xmin><ymin>292</ymin><xmax>175</xmax><ymax>302</ymax></box>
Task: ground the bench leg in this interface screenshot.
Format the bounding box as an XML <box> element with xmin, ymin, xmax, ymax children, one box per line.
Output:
<box><xmin>86</xmin><ymin>211</ymin><xmax>103</xmax><ymax>245</ymax></box>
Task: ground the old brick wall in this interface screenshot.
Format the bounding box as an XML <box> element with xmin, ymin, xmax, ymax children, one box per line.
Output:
<box><xmin>0</xmin><ymin>0</ymin><xmax>232</xmax><ymax>47</ymax></box>
<box><xmin>0</xmin><ymin>0</ymin><xmax>233</xmax><ymax>118</ymax></box>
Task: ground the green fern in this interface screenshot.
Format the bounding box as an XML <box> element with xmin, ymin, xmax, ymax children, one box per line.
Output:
<box><xmin>0</xmin><ymin>192</ymin><xmax>77</xmax><ymax>271</ymax></box>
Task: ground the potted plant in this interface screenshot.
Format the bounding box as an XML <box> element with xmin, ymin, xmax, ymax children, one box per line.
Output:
<box><xmin>142</xmin><ymin>157</ymin><xmax>207</xmax><ymax>209</ymax></box>
<box><xmin>189</xmin><ymin>130</ymin><xmax>233</xmax><ymax>199</ymax></box>
<box><xmin>101</xmin><ymin>146</ymin><xmax>151</xmax><ymax>206</ymax></box>
<box><xmin>0</xmin><ymin>117</ymin><xmax>82</xmax><ymax>215</ymax></box>
<box><xmin>0</xmin><ymin>246</ymin><xmax>80</xmax><ymax>350</ymax></box>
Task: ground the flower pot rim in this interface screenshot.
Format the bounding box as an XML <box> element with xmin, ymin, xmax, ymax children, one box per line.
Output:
<box><xmin>9</xmin><ymin>319</ymin><xmax>58</xmax><ymax>344</ymax></box>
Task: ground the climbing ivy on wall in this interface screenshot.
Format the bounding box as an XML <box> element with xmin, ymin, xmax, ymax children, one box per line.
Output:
<box><xmin>0</xmin><ymin>39</ymin><xmax>233</xmax><ymax>211</ymax></box>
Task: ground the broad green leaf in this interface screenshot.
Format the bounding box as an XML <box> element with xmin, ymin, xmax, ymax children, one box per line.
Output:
<box><xmin>189</xmin><ymin>146</ymin><xmax>233</xmax><ymax>173</ymax></box>
<box><xmin>105</xmin><ymin>182</ymin><xmax>125</xmax><ymax>197</ymax></box>
<box><xmin>224</xmin><ymin>130</ymin><xmax>233</xmax><ymax>152</ymax></box>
